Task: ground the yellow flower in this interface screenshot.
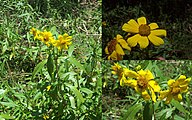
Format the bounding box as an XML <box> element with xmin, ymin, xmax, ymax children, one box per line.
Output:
<box><xmin>105</xmin><ymin>34</ymin><xmax>131</xmax><ymax>60</ymax></box>
<box><xmin>102</xmin><ymin>21</ymin><xmax>107</xmax><ymax>26</ymax></box>
<box><xmin>43</xmin><ymin>115</ymin><xmax>49</xmax><ymax>120</ymax></box>
<box><xmin>52</xmin><ymin>33</ymin><xmax>72</xmax><ymax>50</ymax></box>
<box><xmin>46</xmin><ymin>85</ymin><xmax>51</xmax><ymax>91</ymax></box>
<box><xmin>122</xmin><ymin>69</ymin><xmax>161</xmax><ymax>102</ymax></box>
<box><xmin>30</xmin><ymin>28</ymin><xmax>41</xmax><ymax>40</ymax></box>
<box><xmin>122</xmin><ymin>17</ymin><xmax>167</xmax><ymax>49</ymax></box>
<box><xmin>39</xmin><ymin>31</ymin><xmax>55</xmax><ymax>46</ymax></box>
<box><xmin>159</xmin><ymin>75</ymin><xmax>191</xmax><ymax>104</ymax></box>
<box><xmin>111</xmin><ymin>63</ymin><xmax>123</xmax><ymax>82</ymax></box>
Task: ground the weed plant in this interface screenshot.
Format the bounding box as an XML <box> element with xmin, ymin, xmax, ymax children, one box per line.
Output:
<box><xmin>0</xmin><ymin>0</ymin><xmax>101</xmax><ymax>119</ymax></box>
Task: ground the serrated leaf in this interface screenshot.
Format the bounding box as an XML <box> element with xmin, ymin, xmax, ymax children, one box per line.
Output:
<box><xmin>32</xmin><ymin>60</ymin><xmax>47</xmax><ymax>80</ymax></box>
<box><xmin>68</xmin><ymin>57</ymin><xmax>85</xmax><ymax>72</ymax></box>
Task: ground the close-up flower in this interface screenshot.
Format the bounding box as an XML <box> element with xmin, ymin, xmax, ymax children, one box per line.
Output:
<box><xmin>52</xmin><ymin>33</ymin><xmax>72</xmax><ymax>50</ymax></box>
<box><xmin>122</xmin><ymin>17</ymin><xmax>167</xmax><ymax>49</ymax></box>
<box><xmin>159</xmin><ymin>75</ymin><xmax>191</xmax><ymax>104</ymax></box>
<box><xmin>105</xmin><ymin>34</ymin><xmax>131</xmax><ymax>60</ymax></box>
<box><xmin>122</xmin><ymin>69</ymin><xmax>161</xmax><ymax>102</ymax></box>
<box><xmin>46</xmin><ymin>85</ymin><xmax>51</xmax><ymax>91</ymax></box>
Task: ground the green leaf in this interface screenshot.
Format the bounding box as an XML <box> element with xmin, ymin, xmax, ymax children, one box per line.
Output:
<box><xmin>65</xmin><ymin>83</ymin><xmax>84</xmax><ymax>105</ymax></box>
<box><xmin>80</xmin><ymin>88</ymin><xmax>94</xmax><ymax>95</ymax></box>
<box><xmin>31</xmin><ymin>60</ymin><xmax>47</xmax><ymax>80</ymax></box>
<box><xmin>0</xmin><ymin>102</ymin><xmax>18</xmax><ymax>107</ymax></box>
<box><xmin>47</xmin><ymin>53</ymin><xmax>54</xmax><ymax>79</ymax></box>
<box><xmin>174</xmin><ymin>115</ymin><xmax>185</xmax><ymax>120</ymax></box>
<box><xmin>68</xmin><ymin>57</ymin><xmax>86</xmax><ymax>72</ymax></box>
<box><xmin>0</xmin><ymin>89</ymin><xmax>6</xmax><ymax>96</ymax></box>
<box><xmin>68</xmin><ymin>44</ymin><xmax>75</xmax><ymax>57</ymax></box>
<box><xmin>156</xmin><ymin>108</ymin><xmax>174</xmax><ymax>119</ymax></box>
<box><xmin>0</xmin><ymin>114</ymin><xmax>14</xmax><ymax>119</ymax></box>
<box><xmin>122</xmin><ymin>103</ymin><xmax>142</xmax><ymax>120</ymax></box>
<box><xmin>143</xmin><ymin>102</ymin><xmax>152</xmax><ymax>120</ymax></box>
<box><xmin>69</xmin><ymin>96</ymin><xmax>76</xmax><ymax>108</ymax></box>
<box><xmin>34</xmin><ymin>92</ymin><xmax>42</xmax><ymax>101</ymax></box>
<box><xmin>171</xmin><ymin>99</ymin><xmax>187</xmax><ymax>114</ymax></box>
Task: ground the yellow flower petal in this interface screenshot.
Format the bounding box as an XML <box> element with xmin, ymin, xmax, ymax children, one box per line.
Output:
<box><xmin>159</xmin><ymin>90</ymin><xmax>169</xmax><ymax>100</ymax></box>
<box><xmin>116</xmin><ymin>36</ymin><xmax>131</xmax><ymax>51</ymax></box>
<box><xmin>149</xmin><ymin>23</ymin><xmax>159</xmax><ymax>30</ymax></box>
<box><xmin>141</xmin><ymin>90</ymin><xmax>150</xmax><ymax>100</ymax></box>
<box><xmin>127</xmin><ymin>34</ymin><xmax>141</xmax><ymax>47</ymax></box>
<box><xmin>123</xmin><ymin>69</ymin><xmax>138</xmax><ymax>78</ymax></box>
<box><xmin>149</xmin><ymin>81</ymin><xmax>160</xmax><ymax>92</ymax></box>
<box><xmin>167</xmin><ymin>79</ymin><xmax>175</xmax><ymax>87</ymax></box>
<box><xmin>137</xmin><ymin>17</ymin><xmax>147</xmax><ymax>25</ymax></box>
<box><xmin>151</xmin><ymin>29</ymin><xmax>167</xmax><ymax>37</ymax></box>
<box><xmin>137</xmin><ymin>70</ymin><xmax>154</xmax><ymax>80</ymax></box>
<box><xmin>150</xmin><ymin>88</ymin><xmax>157</xmax><ymax>102</ymax></box>
<box><xmin>124</xmin><ymin>79</ymin><xmax>137</xmax><ymax>88</ymax></box>
<box><xmin>148</xmin><ymin>34</ymin><xmax>164</xmax><ymax>46</ymax></box>
<box><xmin>138</xmin><ymin>36</ymin><xmax>149</xmax><ymax>48</ymax></box>
<box><xmin>109</xmin><ymin>51</ymin><xmax>117</xmax><ymax>60</ymax></box>
<box><xmin>122</xmin><ymin>23</ymin><xmax>139</xmax><ymax>33</ymax></box>
<box><xmin>165</xmin><ymin>95</ymin><xmax>173</xmax><ymax>104</ymax></box>
<box><xmin>105</xmin><ymin>46</ymin><xmax>109</xmax><ymax>54</ymax></box>
<box><xmin>128</xmin><ymin>19</ymin><xmax>139</xmax><ymax>30</ymax></box>
<box><xmin>173</xmin><ymin>94</ymin><xmax>182</xmax><ymax>101</ymax></box>
<box><xmin>115</xmin><ymin>44</ymin><xmax>125</xmax><ymax>55</ymax></box>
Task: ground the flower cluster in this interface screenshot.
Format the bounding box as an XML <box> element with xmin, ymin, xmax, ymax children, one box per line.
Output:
<box><xmin>111</xmin><ymin>63</ymin><xmax>191</xmax><ymax>103</ymax></box>
<box><xmin>30</xmin><ymin>28</ymin><xmax>72</xmax><ymax>50</ymax></box>
<box><xmin>105</xmin><ymin>17</ymin><xmax>167</xmax><ymax>60</ymax></box>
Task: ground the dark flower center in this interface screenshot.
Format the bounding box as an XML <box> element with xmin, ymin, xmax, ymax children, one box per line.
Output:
<box><xmin>108</xmin><ymin>39</ymin><xmax>117</xmax><ymax>54</ymax></box>
<box><xmin>139</xmin><ymin>24</ymin><xmax>151</xmax><ymax>36</ymax></box>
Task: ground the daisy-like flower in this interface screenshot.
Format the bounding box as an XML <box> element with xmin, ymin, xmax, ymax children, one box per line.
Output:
<box><xmin>122</xmin><ymin>69</ymin><xmax>161</xmax><ymax>102</ymax></box>
<box><xmin>159</xmin><ymin>75</ymin><xmax>191</xmax><ymax>104</ymax></box>
<box><xmin>105</xmin><ymin>34</ymin><xmax>131</xmax><ymax>60</ymax></box>
<box><xmin>38</xmin><ymin>31</ymin><xmax>55</xmax><ymax>46</ymax></box>
<box><xmin>122</xmin><ymin>17</ymin><xmax>167</xmax><ymax>49</ymax></box>
<box><xmin>52</xmin><ymin>33</ymin><xmax>72</xmax><ymax>50</ymax></box>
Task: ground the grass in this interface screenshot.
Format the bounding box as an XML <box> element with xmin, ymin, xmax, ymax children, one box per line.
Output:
<box><xmin>0</xmin><ymin>0</ymin><xmax>102</xmax><ymax>119</ymax></box>
<box><xmin>102</xmin><ymin>0</ymin><xmax>192</xmax><ymax>59</ymax></box>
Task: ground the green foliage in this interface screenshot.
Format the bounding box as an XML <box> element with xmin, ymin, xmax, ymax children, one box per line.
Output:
<box><xmin>0</xmin><ymin>0</ymin><xmax>101</xmax><ymax>119</ymax></box>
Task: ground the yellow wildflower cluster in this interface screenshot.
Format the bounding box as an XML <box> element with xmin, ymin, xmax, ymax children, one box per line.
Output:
<box><xmin>105</xmin><ymin>17</ymin><xmax>167</xmax><ymax>60</ymax></box>
<box><xmin>30</xmin><ymin>28</ymin><xmax>72</xmax><ymax>50</ymax></box>
<box><xmin>111</xmin><ymin>63</ymin><xmax>191</xmax><ymax>103</ymax></box>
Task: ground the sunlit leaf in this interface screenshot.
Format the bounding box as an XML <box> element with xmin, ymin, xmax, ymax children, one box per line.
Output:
<box><xmin>32</xmin><ymin>60</ymin><xmax>47</xmax><ymax>80</ymax></box>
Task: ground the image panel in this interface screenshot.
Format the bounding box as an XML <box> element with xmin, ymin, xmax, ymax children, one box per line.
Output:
<box><xmin>0</xmin><ymin>0</ymin><xmax>102</xmax><ymax>119</ymax></box>
<box><xmin>102</xmin><ymin>0</ymin><xmax>192</xmax><ymax>60</ymax></box>
<box><xmin>102</xmin><ymin>60</ymin><xmax>192</xmax><ymax>119</ymax></box>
